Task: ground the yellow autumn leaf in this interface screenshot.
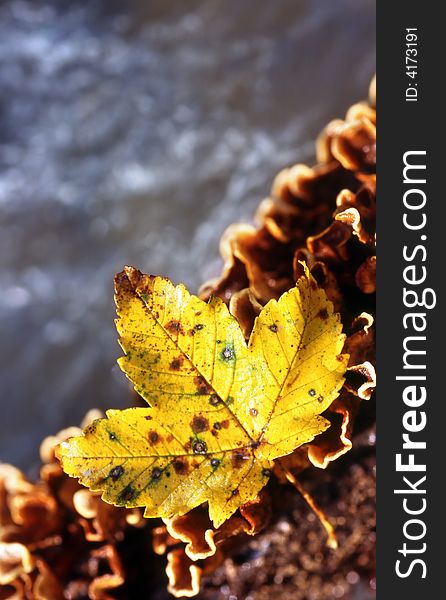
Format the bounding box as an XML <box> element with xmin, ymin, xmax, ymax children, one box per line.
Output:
<box><xmin>57</xmin><ymin>265</ymin><xmax>348</xmax><ymax>528</ymax></box>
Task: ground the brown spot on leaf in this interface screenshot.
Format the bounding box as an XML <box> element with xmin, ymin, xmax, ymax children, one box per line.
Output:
<box><xmin>191</xmin><ymin>416</ymin><xmax>209</xmax><ymax>433</ymax></box>
<box><xmin>151</xmin><ymin>468</ymin><xmax>162</xmax><ymax>480</ymax></box>
<box><xmin>173</xmin><ymin>459</ymin><xmax>189</xmax><ymax>475</ymax></box>
<box><xmin>189</xmin><ymin>323</ymin><xmax>205</xmax><ymax>336</ymax></box>
<box><xmin>166</xmin><ymin>434</ymin><xmax>174</xmax><ymax>443</ymax></box>
<box><xmin>118</xmin><ymin>485</ymin><xmax>137</xmax><ymax>504</ymax></box>
<box><xmin>317</xmin><ymin>308</ymin><xmax>329</xmax><ymax>320</ymax></box>
<box><xmin>209</xmin><ymin>394</ymin><xmax>221</xmax><ymax>406</ymax></box>
<box><xmin>221</xmin><ymin>420</ymin><xmax>230</xmax><ymax>429</ymax></box>
<box><xmin>269</xmin><ymin>324</ymin><xmax>278</xmax><ymax>333</ymax></box>
<box><xmin>213</xmin><ymin>422</ymin><xmax>222</xmax><ymax>431</ymax></box>
<box><xmin>231</xmin><ymin>450</ymin><xmax>251</xmax><ymax>468</ymax></box>
<box><xmin>194</xmin><ymin>376</ymin><xmax>212</xmax><ymax>396</ymax></box>
<box><xmin>250</xmin><ymin>408</ymin><xmax>258</xmax><ymax>417</ymax></box>
<box><xmin>114</xmin><ymin>269</ymin><xmax>130</xmax><ymax>289</ymax></box>
<box><xmin>165</xmin><ymin>320</ymin><xmax>183</xmax><ymax>335</ymax></box>
<box><xmin>169</xmin><ymin>356</ymin><xmax>183</xmax><ymax>371</ymax></box>
<box><xmin>148</xmin><ymin>431</ymin><xmax>161</xmax><ymax>445</ymax></box>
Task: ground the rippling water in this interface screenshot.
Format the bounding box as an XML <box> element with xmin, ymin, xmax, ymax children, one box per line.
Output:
<box><xmin>0</xmin><ymin>0</ymin><xmax>375</xmax><ymax>470</ymax></box>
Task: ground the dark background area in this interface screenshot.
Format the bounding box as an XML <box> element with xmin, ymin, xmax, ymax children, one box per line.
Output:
<box><xmin>0</xmin><ymin>0</ymin><xmax>375</xmax><ymax>471</ymax></box>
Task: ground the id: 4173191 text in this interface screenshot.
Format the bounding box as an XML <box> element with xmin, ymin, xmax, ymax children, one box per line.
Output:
<box><xmin>405</xmin><ymin>28</ymin><xmax>418</xmax><ymax>102</ymax></box>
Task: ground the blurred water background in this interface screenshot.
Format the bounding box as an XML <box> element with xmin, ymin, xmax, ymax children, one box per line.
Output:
<box><xmin>0</xmin><ymin>0</ymin><xmax>375</xmax><ymax>471</ymax></box>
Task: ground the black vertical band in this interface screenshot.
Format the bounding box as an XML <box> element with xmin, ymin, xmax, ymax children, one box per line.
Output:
<box><xmin>378</xmin><ymin>2</ymin><xmax>442</xmax><ymax>596</ymax></box>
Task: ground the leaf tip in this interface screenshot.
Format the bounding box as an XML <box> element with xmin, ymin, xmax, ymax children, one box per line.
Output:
<box><xmin>114</xmin><ymin>265</ymin><xmax>139</xmax><ymax>290</ymax></box>
<box><xmin>295</xmin><ymin>259</ymin><xmax>311</xmax><ymax>280</ymax></box>
<box><xmin>124</xmin><ymin>265</ymin><xmax>144</xmax><ymax>286</ymax></box>
<box><xmin>53</xmin><ymin>441</ymin><xmax>63</xmax><ymax>462</ymax></box>
<box><xmin>54</xmin><ymin>438</ymin><xmax>74</xmax><ymax>475</ymax></box>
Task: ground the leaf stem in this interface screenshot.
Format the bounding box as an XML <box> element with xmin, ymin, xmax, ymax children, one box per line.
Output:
<box><xmin>276</xmin><ymin>460</ymin><xmax>338</xmax><ymax>550</ymax></box>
